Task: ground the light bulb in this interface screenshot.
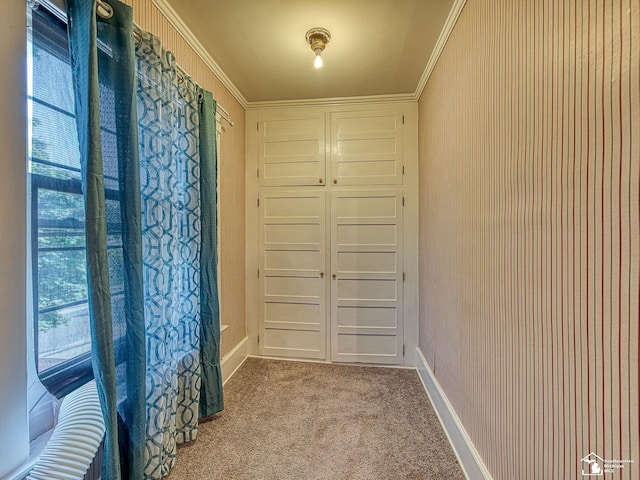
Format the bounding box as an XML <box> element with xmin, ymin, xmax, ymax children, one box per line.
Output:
<box><xmin>314</xmin><ymin>52</ymin><xmax>323</xmax><ymax>68</ymax></box>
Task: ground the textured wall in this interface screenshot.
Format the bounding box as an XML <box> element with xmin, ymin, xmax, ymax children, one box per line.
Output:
<box><xmin>122</xmin><ymin>0</ymin><xmax>246</xmax><ymax>356</ymax></box>
<box><xmin>418</xmin><ymin>1</ymin><xmax>639</xmax><ymax>478</ymax></box>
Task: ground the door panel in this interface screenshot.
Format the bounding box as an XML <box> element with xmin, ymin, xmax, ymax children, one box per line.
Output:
<box><xmin>336</xmin><ymin>224</ymin><xmax>397</xmax><ymax>248</ymax></box>
<box><xmin>259</xmin><ymin>190</ymin><xmax>326</xmax><ymax>359</ymax></box>
<box><xmin>337</xmin><ymin>279</ymin><xmax>397</xmax><ymax>301</ymax></box>
<box><xmin>330</xmin><ymin>108</ymin><xmax>403</xmax><ymax>186</ymax></box>
<box><xmin>265</xmin><ymin>250</ymin><xmax>321</xmax><ymax>273</ymax></box>
<box><xmin>264</xmin><ymin>329</ymin><xmax>323</xmax><ymax>352</ymax></box>
<box><xmin>336</xmin><ymin>333</ymin><xmax>398</xmax><ymax>356</ymax></box>
<box><xmin>265</xmin><ymin>303</ymin><xmax>321</xmax><ymax>327</ymax></box>
<box><xmin>336</xmin><ymin>160</ymin><xmax>397</xmax><ymax>180</ymax></box>
<box><xmin>336</xmin><ymin>252</ymin><xmax>397</xmax><ymax>274</ymax></box>
<box><xmin>259</xmin><ymin>112</ymin><xmax>326</xmax><ymax>186</ymax></box>
<box><xmin>265</xmin><ymin>224</ymin><xmax>320</xmax><ymax>246</ymax></box>
<box><xmin>330</xmin><ymin>190</ymin><xmax>403</xmax><ymax>364</ymax></box>
<box><xmin>265</xmin><ymin>276</ymin><xmax>320</xmax><ymax>298</ymax></box>
<box><xmin>263</xmin><ymin>195</ymin><xmax>321</xmax><ymax>221</ymax></box>
<box><xmin>336</xmin><ymin>306</ymin><xmax>398</xmax><ymax>329</ymax></box>
<box><xmin>335</xmin><ymin>194</ymin><xmax>398</xmax><ymax>221</ymax></box>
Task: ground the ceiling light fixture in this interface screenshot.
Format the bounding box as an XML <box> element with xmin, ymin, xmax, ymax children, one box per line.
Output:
<box><xmin>305</xmin><ymin>28</ymin><xmax>331</xmax><ymax>69</ymax></box>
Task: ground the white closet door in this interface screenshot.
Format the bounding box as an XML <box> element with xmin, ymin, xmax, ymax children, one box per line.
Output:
<box><xmin>330</xmin><ymin>108</ymin><xmax>403</xmax><ymax>186</ymax></box>
<box><xmin>330</xmin><ymin>189</ymin><xmax>403</xmax><ymax>364</ymax></box>
<box><xmin>259</xmin><ymin>190</ymin><xmax>326</xmax><ymax>359</ymax></box>
<box><xmin>258</xmin><ymin>112</ymin><xmax>326</xmax><ymax>186</ymax></box>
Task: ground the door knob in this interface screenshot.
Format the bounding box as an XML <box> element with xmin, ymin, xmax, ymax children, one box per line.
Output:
<box><xmin>320</xmin><ymin>272</ymin><xmax>324</xmax><ymax>278</ymax></box>
<box><xmin>332</xmin><ymin>274</ymin><xmax>336</xmax><ymax>279</ymax></box>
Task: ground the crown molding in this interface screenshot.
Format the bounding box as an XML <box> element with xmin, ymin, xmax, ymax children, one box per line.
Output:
<box><xmin>414</xmin><ymin>0</ymin><xmax>467</xmax><ymax>101</ymax></box>
<box><xmin>246</xmin><ymin>92</ymin><xmax>416</xmax><ymax>110</ymax></box>
<box><xmin>150</xmin><ymin>0</ymin><xmax>248</xmax><ymax>109</ymax></box>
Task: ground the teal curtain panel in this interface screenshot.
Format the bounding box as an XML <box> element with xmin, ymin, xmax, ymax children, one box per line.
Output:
<box><xmin>198</xmin><ymin>90</ymin><xmax>224</xmax><ymax>419</ymax></box>
<box><xmin>66</xmin><ymin>1</ymin><xmax>146</xmax><ymax>479</ymax></box>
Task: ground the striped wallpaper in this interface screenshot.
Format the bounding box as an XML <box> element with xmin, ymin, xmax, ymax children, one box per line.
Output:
<box><xmin>121</xmin><ymin>0</ymin><xmax>247</xmax><ymax>357</ymax></box>
<box><xmin>418</xmin><ymin>0</ymin><xmax>639</xmax><ymax>479</ymax></box>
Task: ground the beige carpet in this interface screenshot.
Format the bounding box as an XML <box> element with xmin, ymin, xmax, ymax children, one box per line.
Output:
<box><xmin>166</xmin><ymin>358</ymin><xmax>465</xmax><ymax>480</ymax></box>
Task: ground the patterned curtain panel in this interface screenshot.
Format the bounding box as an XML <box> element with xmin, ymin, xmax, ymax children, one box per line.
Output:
<box><xmin>135</xmin><ymin>28</ymin><xmax>203</xmax><ymax>478</ymax></box>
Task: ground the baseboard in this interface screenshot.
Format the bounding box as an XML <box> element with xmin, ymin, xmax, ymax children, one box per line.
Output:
<box><xmin>415</xmin><ymin>348</ymin><xmax>492</xmax><ymax>480</ymax></box>
<box><xmin>221</xmin><ymin>337</ymin><xmax>248</xmax><ymax>384</ymax></box>
<box><xmin>248</xmin><ymin>354</ymin><xmax>415</xmax><ymax>370</ymax></box>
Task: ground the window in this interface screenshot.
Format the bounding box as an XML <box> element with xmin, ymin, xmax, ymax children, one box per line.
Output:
<box><xmin>28</xmin><ymin>6</ymin><xmax>127</xmax><ymax>398</ymax></box>
<box><xmin>28</xmin><ymin>6</ymin><xmax>92</xmax><ymax>397</ymax></box>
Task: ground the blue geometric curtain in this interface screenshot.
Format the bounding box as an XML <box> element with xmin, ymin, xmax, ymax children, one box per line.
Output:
<box><xmin>135</xmin><ymin>28</ymin><xmax>221</xmax><ymax>478</ymax></box>
<box><xmin>66</xmin><ymin>1</ymin><xmax>222</xmax><ymax>476</ymax></box>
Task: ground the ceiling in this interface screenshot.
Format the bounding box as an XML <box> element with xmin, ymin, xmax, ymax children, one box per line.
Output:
<box><xmin>165</xmin><ymin>0</ymin><xmax>456</xmax><ymax>103</ymax></box>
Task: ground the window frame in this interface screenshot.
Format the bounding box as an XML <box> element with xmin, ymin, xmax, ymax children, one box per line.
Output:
<box><xmin>29</xmin><ymin>170</ymin><xmax>128</xmax><ymax>397</ymax></box>
<box><xmin>29</xmin><ymin>173</ymin><xmax>91</xmax><ymax>397</ymax></box>
<box><xmin>27</xmin><ymin>5</ymin><xmax>112</xmax><ymax>398</ymax></box>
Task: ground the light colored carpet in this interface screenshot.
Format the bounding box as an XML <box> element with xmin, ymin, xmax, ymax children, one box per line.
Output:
<box><xmin>166</xmin><ymin>357</ymin><xmax>465</xmax><ymax>480</ymax></box>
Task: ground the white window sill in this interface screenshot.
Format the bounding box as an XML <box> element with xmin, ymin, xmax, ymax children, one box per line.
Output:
<box><xmin>3</xmin><ymin>429</ymin><xmax>53</xmax><ymax>480</ymax></box>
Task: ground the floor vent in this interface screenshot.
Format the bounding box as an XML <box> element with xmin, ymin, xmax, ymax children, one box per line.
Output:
<box><xmin>27</xmin><ymin>381</ymin><xmax>105</xmax><ymax>480</ymax></box>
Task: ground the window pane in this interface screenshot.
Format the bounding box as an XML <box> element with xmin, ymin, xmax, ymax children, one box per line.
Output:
<box><xmin>30</xmin><ymin>7</ymin><xmax>94</xmax><ymax>390</ymax></box>
<box><xmin>31</xmin><ymin>101</ymin><xmax>81</xmax><ymax>178</ymax></box>
<box><xmin>37</xmin><ymin>250</ymin><xmax>87</xmax><ymax>308</ymax></box>
<box><xmin>29</xmin><ymin>5</ymin><xmax>129</xmax><ymax>397</ymax></box>
<box><xmin>37</xmin><ymin>305</ymin><xmax>91</xmax><ymax>372</ymax></box>
<box><xmin>35</xmin><ymin>186</ymin><xmax>90</xmax><ymax>373</ymax></box>
<box><xmin>37</xmin><ymin>188</ymin><xmax>84</xmax><ymax>226</ymax></box>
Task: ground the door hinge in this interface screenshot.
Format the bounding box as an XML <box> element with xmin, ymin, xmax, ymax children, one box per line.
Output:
<box><xmin>257</xmin><ymin>168</ymin><xmax>259</xmax><ymax>178</ymax></box>
<box><xmin>257</xmin><ymin>269</ymin><xmax>260</xmax><ymax>278</ymax></box>
<box><xmin>402</xmin><ymin>114</ymin><xmax>405</xmax><ymax>125</ymax></box>
<box><xmin>256</xmin><ymin>121</ymin><xmax>259</xmax><ymax>131</ymax></box>
<box><xmin>257</xmin><ymin>335</ymin><xmax>260</xmax><ymax>344</ymax></box>
<box><xmin>402</xmin><ymin>196</ymin><xmax>405</xmax><ymax>206</ymax></box>
<box><xmin>403</xmin><ymin>344</ymin><xmax>405</xmax><ymax>356</ymax></box>
<box><xmin>402</xmin><ymin>165</ymin><xmax>405</xmax><ymax>175</ymax></box>
<box><xmin>403</xmin><ymin>272</ymin><xmax>406</xmax><ymax>282</ymax></box>
<box><xmin>257</xmin><ymin>197</ymin><xmax>260</xmax><ymax>207</ymax></box>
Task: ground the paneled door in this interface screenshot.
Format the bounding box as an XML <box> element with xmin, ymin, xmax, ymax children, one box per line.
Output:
<box><xmin>330</xmin><ymin>108</ymin><xmax>403</xmax><ymax>186</ymax></box>
<box><xmin>258</xmin><ymin>190</ymin><xmax>326</xmax><ymax>359</ymax></box>
<box><xmin>330</xmin><ymin>190</ymin><xmax>404</xmax><ymax>364</ymax></box>
<box><xmin>258</xmin><ymin>112</ymin><xmax>326</xmax><ymax>186</ymax></box>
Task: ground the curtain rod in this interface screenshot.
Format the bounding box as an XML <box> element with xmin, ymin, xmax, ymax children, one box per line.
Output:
<box><xmin>216</xmin><ymin>105</ymin><xmax>235</xmax><ymax>127</ymax></box>
<box><xmin>31</xmin><ymin>0</ymin><xmax>235</xmax><ymax>128</ymax></box>
<box><xmin>172</xmin><ymin>64</ymin><xmax>234</xmax><ymax>127</ymax></box>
